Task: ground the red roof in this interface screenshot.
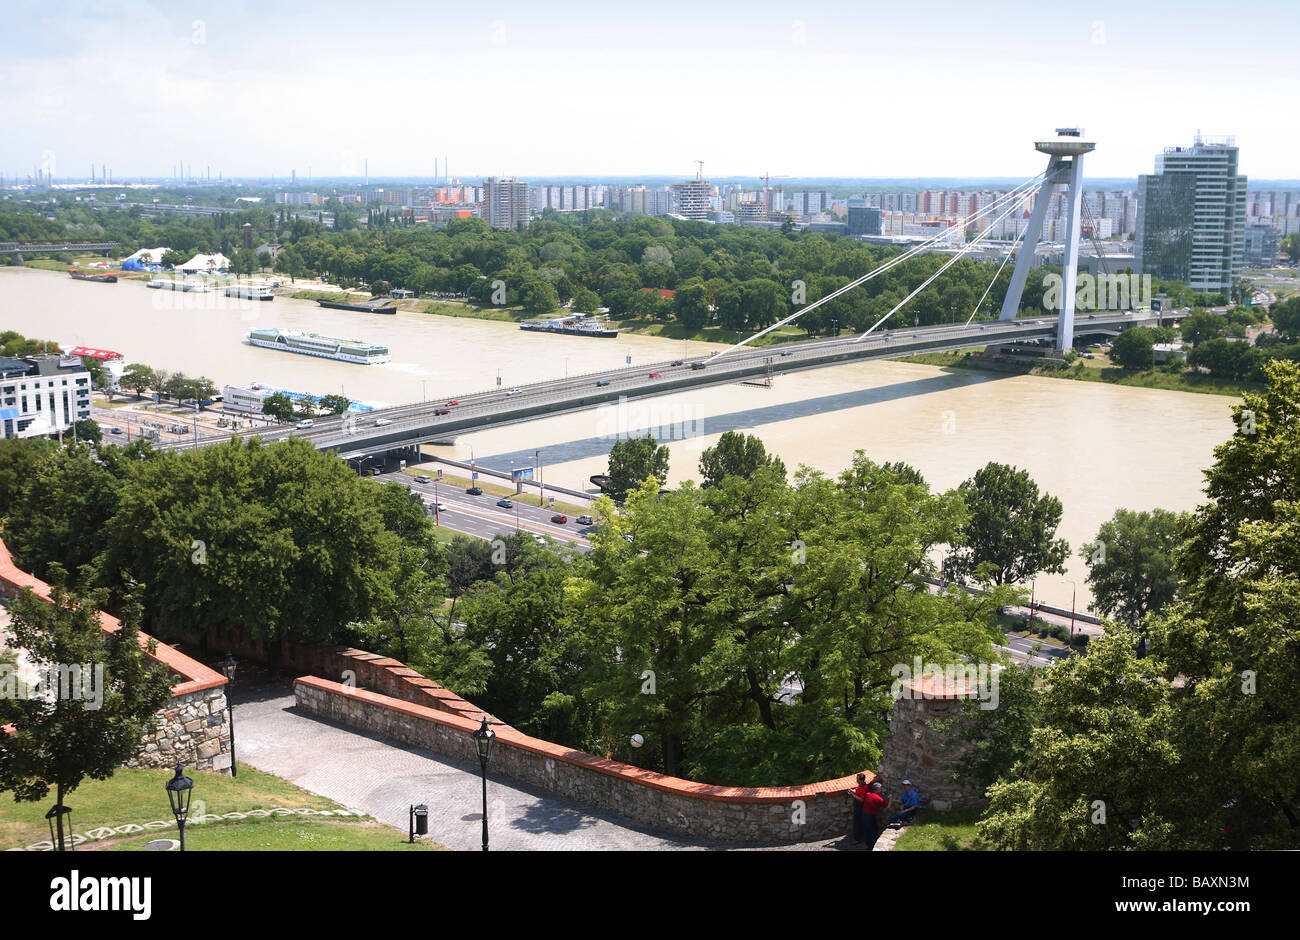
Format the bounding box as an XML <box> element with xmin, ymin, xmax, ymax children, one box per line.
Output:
<box><xmin>68</xmin><ymin>346</ymin><xmax>124</xmax><ymax>360</ymax></box>
<box><xmin>640</xmin><ymin>288</ymin><xmax>676</xmax><ymax>300</ymax></box>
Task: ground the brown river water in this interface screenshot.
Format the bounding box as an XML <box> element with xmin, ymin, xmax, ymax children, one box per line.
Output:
<box><xmin>0</xmin><ymin>266</ymin><xmax>1235</xmax><ymax>611</ymax></box>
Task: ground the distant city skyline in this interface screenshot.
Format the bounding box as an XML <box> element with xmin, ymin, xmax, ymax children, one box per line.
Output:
<box><xmin>2</xmin><ymin>1</ymin><xmax>1297</xmax><ymax>181</ymax></box>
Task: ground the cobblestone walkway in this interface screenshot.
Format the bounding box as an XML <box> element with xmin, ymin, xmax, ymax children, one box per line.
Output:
<box><xmin>237</xmin><ymin>688</ymin><xmax>860</xmax><ymax>852</ymax></box>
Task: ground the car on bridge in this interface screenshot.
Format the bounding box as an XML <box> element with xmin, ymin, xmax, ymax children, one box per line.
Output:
<box><xmin>434</xmin><ymin>408</ymin><xmax>450</xmax><ymax>415</ymax></box>
<box><xmin>670</xmin><ymin>360</ymin><xmax>683</xmax><ymax>366</ymax></box>
<box><xmin>550</xmin><ymin>514</ymin><xmax>567</xmax><ymax>524</ymax></box>
<box><xmin>496</xmin><ymin>498</ymin><xmax>513</xmax><ymax>508</ymax></box>
<box><xmin>467</xmin><ymin>486</ymin><xmax>483</xmax><ymax>495</ymax></box>
<box><xmin>374</xmin><ymin>417</ymin><xmax>391</xmax><ymax>426</ymax></box>
<box><xmin>691</xmin><ymin>362</ymin><xmax>706</xmax><ymax>370</ymax></box>
<box><xmin>596</xmin><ymin>379</ymin><xmax>610</xmax><ymax>386</ymax></box>
<box><xmin>648</xmin><ymin>371</ymin><xmax>662</xmax><ymax>378</ymax></box>
<box><xmin>296</xmin><ymin>419</ymin><xmax>314</xmax><ymax>429</ymax></box>
<box><xmin>446</xmin><ymin>399</ymin><xmax>459</xmax><ymax>406</ymax></box>
<box><xmin>780</xmin><ymin>350</ymin><xmax>793</xmax><ymax>357</ymax></box>
<box><xmin>507</xmin><ymin>388</ymin><xmax>522</xmax><ymax>396</ymax></box>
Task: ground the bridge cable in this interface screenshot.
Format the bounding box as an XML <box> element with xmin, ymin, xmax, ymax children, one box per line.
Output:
<box><xmin>850</xmin><ymin>193</ymin><xmax>1040</xmax><ymax>343</ymax></box>
<box><xmin>965</xmin><ymin>215</ymin><xmax>1029</xmax><ymax>327</ymax></box>
<box><xmin>702</xmin><ymin>170</ymin><xmax>1051</xmax><ymax>364</ymax></box>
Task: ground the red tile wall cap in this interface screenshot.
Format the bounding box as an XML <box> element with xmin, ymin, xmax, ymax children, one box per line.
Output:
<box><xmin>0</xmin><ymin>536</ymin><xmax>226</xmax><ymax>697</ymax></box>
<box><xmin>295</xmin><ymin>675</ymin><xmax>872</xmax><ymax>803</ymax></box>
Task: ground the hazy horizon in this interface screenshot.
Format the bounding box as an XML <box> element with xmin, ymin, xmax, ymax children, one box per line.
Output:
<box><xmin>3</xmin><ymin>0</ymin><xmax>1297</xmax><ymax>183</ymax></box>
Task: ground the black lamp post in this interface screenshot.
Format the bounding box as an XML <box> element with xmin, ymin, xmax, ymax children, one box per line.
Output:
<box><xmin>471</xmin><ymin>715</ymin><xmax>495</xmax><ymax>852</ymax></box>
<box><xmin>165</xmin><ymin>765</ymin><xmax>194</xmax><ymax>851</ymax></box>
<box><xmin>221</xmin><ymin>652</ymin><xmax>237</xmax><ymax>777</ymax></box>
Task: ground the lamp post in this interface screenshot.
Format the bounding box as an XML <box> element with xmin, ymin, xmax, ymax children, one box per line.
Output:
<box><xmin>471</xmin><ymin>715</ymin><xmax>495</xmax><ymax>852</ymax></box>
<box><xmin>1066</xmin><ymin>579</ymin><xmax>1077</xmax><ymax>644</ymax></box>
<box><xmin>165</xmin><ymin>765</ymin><xmax>194</xmax><ymax>852</ymax></box>
<box><xmin>221</xmin><ymin>653</ymin><xmax>237</xmax><ymax>777</ymax></box>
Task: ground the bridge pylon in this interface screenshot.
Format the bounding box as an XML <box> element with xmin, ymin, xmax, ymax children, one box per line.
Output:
<box><xmin>997</xmin><ymin>128</ymin><xmax>1095</xmax><ymax>351</ymax></box>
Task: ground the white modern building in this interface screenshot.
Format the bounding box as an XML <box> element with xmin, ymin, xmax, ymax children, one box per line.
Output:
<box><xmin>483</xmin><ymin>177</ymin><xmax>530</xmax><ymax>230</ymax></box>
<box><xmin>0</xmin><ymin>354</ymin><xmax>93</xmax><ymax>439</ymax></box>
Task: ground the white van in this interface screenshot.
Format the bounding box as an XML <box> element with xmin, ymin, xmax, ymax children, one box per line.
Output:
<box><xmin>296</xmin><ymin>419</ymin><xmax>314</xmax><ymax>430</ymax></box>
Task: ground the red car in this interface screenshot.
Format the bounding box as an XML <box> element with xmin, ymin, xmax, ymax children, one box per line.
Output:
<box><xmin>648</xmin><ymin>371</ymin><xmax>662</xmax><ymax>378</ymax></box>
<box><xmin>550</xmin><ymin>514</ymin><xmax>568</xmax><ymax>524</ymax></box>
<box><xmin>670</xmin><ymin>360</ymin><xmax>683</xmax><ymax>366</ymax></box>
<box><xmin>446</xmin><ymin>399</ymin><xmax>459</xmax><ymax>406</ymax></box>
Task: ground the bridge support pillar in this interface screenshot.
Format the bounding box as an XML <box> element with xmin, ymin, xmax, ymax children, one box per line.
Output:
<box><xmin>998</xmin><ymin>160</ymin><xmax>1063</xmax><ymax>322</ymax></box>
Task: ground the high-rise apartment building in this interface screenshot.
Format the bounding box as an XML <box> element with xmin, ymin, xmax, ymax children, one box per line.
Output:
<box><xmin>483</xmin><ymin>177</ymin><xmax>530</xmax><ymax>230</ymax></box>
<box><xmin>1136</xmin><ymin>135</ymin><xmax>1247</xmax><ymax>293</ymax></box>
<box><xmin>670</xmin><ymin>179</ymin><xmax>713</xmax><ymax>220</ymax></box>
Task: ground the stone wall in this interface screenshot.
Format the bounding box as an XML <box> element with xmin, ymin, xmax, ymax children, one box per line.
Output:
<box><xmin>876</xmin><ymin>676</ymin><xmax>986</xmax><ymax>811</ymax></box>
<box><xmin>130</xmin><ymin>685</ymin><xmax>232</xmax><ymax>773</ymax></box>
<box><xmin>296</xmin><ymin>676</ymin><xmax>865</xmax><ymax>844</ymax></box>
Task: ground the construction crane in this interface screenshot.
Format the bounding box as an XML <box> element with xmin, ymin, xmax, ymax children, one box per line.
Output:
<box><xmin>694</xmin><ymin>160</ymin><xmax>704</xmax><ymax>181</ymax></box>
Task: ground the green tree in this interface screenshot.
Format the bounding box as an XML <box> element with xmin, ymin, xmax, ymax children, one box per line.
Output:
<box><xmin>318</xmin><ymin>394</ymin><xmax>350</xmax><ymax>416</ymax></box>
<box><xmin>261</xmin><ymin>392</ymin><xmax>294</xmax><ymax>423</ymax></box>
<box><xmin>1111</xmin><ymin>326</ymin><xmax>1155</xmax><ymax>370</ymax></box>
<box><xmin>1269</xmin><ymin>296</ymin><xmax>1300</xmax><ymax>340</ymax></box>
<box><xmin>72</xmin><ymin>419</ymin><xmax>101</xmax><ymax>444</ymax></box>
<box><xmin>0</xmin><ymin>437</ymin><xmax>56</xmax><ymax>519</ymax></box>
<box><xmin>697</xmin><ymin>430</ymin><xmax>786</xmax><ymax>487</ymax></box>
<box><xmin>98</xmin><ymin>439</ymin><xmax>401</xmax><ymax>654</ymax></box>
<box><xmin>606</xmin><ymin>434</ymin><xmax>669</xmax><ymax>501</ymax></box>
<box><xmin>119</xmin><ymin>363</ymin><xmax>157</xmax><ymax>399</ymax></box>
<box><xmin>671</xmin><ymin>280</ymin><xmax>711</xmax><ymax>332</ymax></box>
<box><xmin>945</xmin><ymin>462</ymin><xmax>1070</xmax><ymax>586</ymax></box>
<box><xmin>0</xmin><ymin>579</ymin><xmax>173</xmax><ymax>851</ymax></box>
<box><xmin>571</xmin><ymin>286</ymin><xmax>600</xmax><ymax>314</ymax></box>
<box><xmin>1082</xmin><ymin>508</ymin><xmax>1188</xmax><ymax>632</ymax></box>
<box><xmin>1179</xmin><ymin>310</ymin><xmax>1226</xmax><ymax>346</ymax></box>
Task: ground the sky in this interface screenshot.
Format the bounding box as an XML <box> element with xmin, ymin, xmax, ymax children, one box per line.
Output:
<box><xmin>2</xmin><ymin>0</ymin><xmax>1297</xmax><ymax>183</ymax></box>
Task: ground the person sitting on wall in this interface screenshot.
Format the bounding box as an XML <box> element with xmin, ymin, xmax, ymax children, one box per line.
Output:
<box><xmin>888</xmin><ymin>780</ymin><xmax>920</xmax><ymax>828</ymax></box>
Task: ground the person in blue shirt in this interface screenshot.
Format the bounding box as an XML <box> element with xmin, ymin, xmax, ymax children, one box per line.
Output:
<box><xmin>889</xmin><ymin>780</ymin><xmax>920</xmax><ymax>827</ymax></box>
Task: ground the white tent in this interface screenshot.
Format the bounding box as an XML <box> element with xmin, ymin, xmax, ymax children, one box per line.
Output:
<box><xmin>125</xmin><ymin>247</ymin><xmax>168</xmax><ymax>264</ymax></box>
<box><xmin>179</xmin><ymin>252</ymin><xmax>231</xmax><ymax>273</ymax></box>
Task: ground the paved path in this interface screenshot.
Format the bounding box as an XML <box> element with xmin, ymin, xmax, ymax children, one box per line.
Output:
<box><xmin>236</xmin><ymin>687</ymin><xmax>857</xmax><ymax>852</ymax></box>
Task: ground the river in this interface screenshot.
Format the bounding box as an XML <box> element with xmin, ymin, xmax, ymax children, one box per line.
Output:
<box><xmin>1</xmin><ymin>265</ymin><xmax>1235</xmax><ymax>611</ymax></box>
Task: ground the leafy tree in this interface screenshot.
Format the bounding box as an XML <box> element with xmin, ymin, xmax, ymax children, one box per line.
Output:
<box><xmin>318</xmin><ymin>394</ymin><xmax>350</xmax><ymax>416</ymax></box>
<box><xmin>1111</xmin><ymin>326</ymin><xmax>1155</xmax><ymax>370</ymax></box>
<box><xmin>1081</xmin><ymin>508</ymin><xmax>1188</xmax><ymax>632</ymax></box>
<box><xmin>119</xmin><ymin>363</ymin><xmax>157</xmax><ymax>398</ymax></box>
<box><xmin>571</xmin><ymin>286</ymin><xmax>600</xmax><ymax>314</ymax></box>
<box><xmin>0</xmin><ymin>437</ymin><xmax>56</xmax><ymax>519</ymax></box>
<box><xmin>97</xmin><ymin>439</ymin><xmax>401</xmax><ymax>653</ymax></box>
<box><xmin>945</xmin><ymin>462</ymin><xmax>1069</xmax><ymax>586</ymax></box>
<box><xmin>72</xmin><ymin>419</ymin><xmax>101</xmax><ymax>444</ymax></box>
<box><xmin>1148</xmin><ymin>359</ymin><xmax>1300</xmax><ymax>847</ymax></box>
<box><xmin>0</xmin><ymin>579</ymin><xmax>173</xmax><ymax>851</ymax></box>
<box><xmin>261</xmin><ymin>392</ymin><xmax>294</xmax><ymax>423</ymax></box>
<box><xmin>522</xmin><ymin>279</ymin><xmax>558</xmax><ymax>316</ymax></box>
<box><xmin>606</xmin><ymin>434</ymin><xmax>669</xmax><ymax>501</ymax></box>
<box><xmin>1269</xmin><ymin>296</ymin><xmax>1300</xmax><ymax>340</ymax></box>
<box><xmin>942</xmin><ymin>663</ymin><xmax>1040</xmax><ymax>795</ymax></box>
<box><xmin>697</xmin><ymin>430</ymin><xmax>786</xmax><ymax>487</ymax></box>
<box><xmin>1187</xmin><ymin>337</ymin><xmax>1254</xmax><ymax>380</ymax></box>
<box><xmin>160</xmin><ymin>249</ymin><xmax>186</xmax><ymax>269</ymax></box>
<box><xmin>1179</xmin><ymin>310</ymin><xmax>1226</xmax><ymax>346</ymax></box>
<box><xmin>672</xmin><ymin>280</ymin><xmax>711</xmax><ymax>332</ymax></box>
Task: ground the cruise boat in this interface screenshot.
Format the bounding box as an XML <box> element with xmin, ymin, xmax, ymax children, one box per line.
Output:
<box><xmin>245</xmin><ymin>328</ymin><xmax>390</xmax><ymax>364</ymax></box>
<box><xmin>69</xmin><ymin>269</ymin><xmax>117</xmax><ymax>283</ymax></box>
<box><xmin>224</xmin><ymin>284</ymin><xmax>275</xmax><ymax>301</ymax></box>
<box><xmin>520</xmin><ymin>315</ymin><xmax>618</xmax><ymax>338</ymax></box>
<box><xmin>147</xmin><ymin>277</ymin><xmax>213</xmax><ymax>292</ymax></box>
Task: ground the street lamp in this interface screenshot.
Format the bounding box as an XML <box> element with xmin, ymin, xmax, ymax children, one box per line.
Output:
<box><xmin>221</xmin><ymin>653</ymin><xmax>237</xmax><ymax>777</ymax></box>
<box><xmin>471</xmin><ymin>715</ymin><xmax>495</xmax><ymax>852</ymax></box>
<box><xmin>165</xmin><ymin>765</ymin><xmax>194</xmax><ymax>852</ymax></box>
<box><xmin>1065</xmin><ymin>579</ymin><xmax>1078</xmax><ymax>644</ymax></box>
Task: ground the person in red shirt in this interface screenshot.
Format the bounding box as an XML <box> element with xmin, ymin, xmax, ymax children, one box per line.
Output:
<box><xmin>860</xmin><ymin>781</ymin><xmax>890</xmax><ymax>849</ymax></box>
<box><xmin>846</xmin><ymin>773</ymin><xmax>870</xmax><ymax>843</ymax></box>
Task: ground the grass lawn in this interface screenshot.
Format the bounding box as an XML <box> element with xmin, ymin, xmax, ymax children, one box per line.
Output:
<box><xmin>109</xmin><ymin>820</ymin><xmax>437</xmax><ymax>851</ymax></box>
<box><xmin>406</xmin><ymin>467</ymin><xmax>596</xmax><ymax>517</ymax></box>
<box><xmin>421</xmin><ymin>299</ymin><xmax>527</xmax><ymax>323</ymax></box>
<box><xmin>1</xmin><ymin>765</ymin><xmax>441</xmax><ymax>851</ymax></box>
<box><xmin>892</xmin><ymin>808</ymin><xmax>990</xmax><ymax>851</ymax></box>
